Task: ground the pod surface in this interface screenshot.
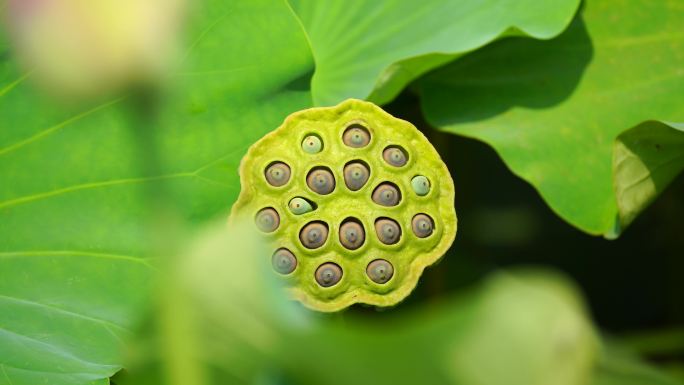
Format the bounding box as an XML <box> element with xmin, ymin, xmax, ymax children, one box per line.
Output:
<box><xmin>230</xmin><ymin>99</ymin><xmax>457</xmax><ymax>312</ymax></box>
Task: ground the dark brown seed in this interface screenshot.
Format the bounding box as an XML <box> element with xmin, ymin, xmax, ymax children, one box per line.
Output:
<box><xmin>342</xmin><ymin>124</ymin><xmax>371</xmax><ymax>148</ymax></box>
<box><xmin>255</xmin><ymin>208</ymin><xmax>279</xmax><ymax>233</ymax></box>
<box><xmin>382</xmin><ymin>146</ymin><xmax>408</xmax><ymax>167</ymax></box>
<box><xmin>315</xmin><ymin>262</ymin><xmax>343</xmax><ymax>287</ymax></box>
<box><xmin>264</xmin><ymin>162</ymin><xmax>291</xmax><ymax>187</ymax></box>
<box><xmin>272</xmin><ymin>248</ymin><xmax>297</xmax><ymax>275</ymax></box>
<box><xmin>306</xmin><ymin>167</ymin><xmax>335</xmax><ymax>195</ymax></box>
<box><xmin>299</xmin><ymin>221</ymin><xmax>328</xmax><ymax>249</ymax></box>
<box><xmin>412</xmin><ymin>214</ymin><xmax>434</xmax><ymax>238</ymax></box>
<box><xmin>374</xmin><ymin>218</ymin><xmax>401</xmax><ymax>245</ymax></box>
<box><xmin>366</xmin><ymin>259</ymin><xmax>394</xmax><ymax>284</ymax></box>
<box><xmin>339</xmin><ymin>220</ymin><xmax>365</xmax><ymax>250</ymax></box>
<box><xmin>343</xmin><ymin>161</ymin><xmax>370</xmax><ymax>191</ymax></box>
<box><xmin>372</xmin><ymin>183</ymin><xmax>401</xmax><ymax>206</ymax></box>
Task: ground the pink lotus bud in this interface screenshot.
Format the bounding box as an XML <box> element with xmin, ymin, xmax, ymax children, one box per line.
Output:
<box><xmin>6</xmin><ymin>0</ymin><xmax>187</xmax><ymax>98</ymax></box>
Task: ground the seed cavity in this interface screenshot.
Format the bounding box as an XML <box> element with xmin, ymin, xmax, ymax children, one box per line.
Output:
<box><xmin>339</xmin><ymin>218</ymin><xmax>365</xmax><ymax>250</ymax></box>
<box><xmin>412</xmin><ymin>214</ymin><xmax>434</xmax><ymax>238</ymax></box>
<box><xmin>342</xmin><ymin>123</ymin><xmax>371</xmax><ymax>148</ymax></box>
<box><xmin>288</xmin><ymin>197</ymin><xmax>315</xmax><ymax>215</ymax></box>
<box><xmin>299</xmin><ymin>221</ymin><xmax>329</xmax><ymax>249</ymax></box>
<box><xmin>382</xmin><ymin>146</ymin><xmax>408</xmax><ymax>167</ymax></box>
<box><xmin>372</xmin><ymin>182</ymin><xmax>401</xmax><ymax>207</ymax></box>
<box><xmin>411</xmin><ymin>175</ymin><xmax>431</xmax><ymax>196</ymax></box>
<box><xmin>302</xmin><ymin>134</ymin><xmax>323</xmax><ymax>154</ymax></box>
<box><xmin>374</xmin><ymin>218</ymin><xmax>401</xmax><ymax>245</ymax></box>
<box><xmin>255</xmin><ymin>207</ymin><xmax>280</xmax><ymax>233</ymax></box>
<box><xmin>306</xmin><ymin>167</ymin><xmax>336</xmax><ymax>195</ymax></box>
<box><xmin>343</xmin><ymin>160</ymin><xmax>370</xmax><ymax>191</ymax></box>
<box><xmin>265</xmin><ymin>161</ymin><xmax>291</xmax><ymax>187</ymax></box>
<box><xmin>315</xmin><ymin>262</ymin><xmax>343</xmax><ymax>287</ymax></box>
<box><xmin>272</xmin><ymin>248</ymin><xmax>297</xmax><ymax>275</ymax></box>
<box><xmin>366</xmin><ymin>259</ymin><xmax>394</xmax><ymax>284</ymax></box>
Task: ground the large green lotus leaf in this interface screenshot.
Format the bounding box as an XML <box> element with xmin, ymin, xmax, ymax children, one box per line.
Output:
<box><xmin>287</xmin><ymin>0</ymin><xmax>580</xmax><ymax>106</ymax></box>
<box><xmin>0</xmin><ymin>0</ymin><xmax>313</xmax><ymax>384</ymax></box>
<box><xmin>613</xmin><ymin>122</ymin><xmax>684</xmax><ymax>231</ymax></box>
<box><xmin>418</xmin><ymin>0</ymin><xmax>684</xmax><ymax>236</ymax></box>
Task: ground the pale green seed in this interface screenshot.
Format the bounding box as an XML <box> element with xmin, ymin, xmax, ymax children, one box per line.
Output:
<box><xmin>411</xmin><ymin>175</ymin><xmax>430</xmax><ymax>196</ymax></box>
<box><xmin>288</xmin><ymin>197</ymin><xmax>314</xmax><ymax>215</ymax></box>
<box><xmin>302</xmin><ymin>135</ymin><xmax>323</xmax><ymax>154</ymax></box>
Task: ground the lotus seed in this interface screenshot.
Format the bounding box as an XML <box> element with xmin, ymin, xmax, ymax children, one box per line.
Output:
<box><xmin>411</xmin><ymin>175</ymin><xmax>430</xmax><ymax>196</ymax></box>
<box><xmin>272</xmin><ymin>248</ymin><xmax>297</xmax><ymax>275</ymax></box>
<box><xmin>383</xmin><ymin>146</ymin><xmax>408</xmax><ymax>167</ymax></box>
<box><xmin>315</xmin><ymin>262</ymin><xmax>343</xmax><ymax>287</ymax></box>
<box><xmin>374</xmin><ymin>218</ymin><xmax>401</xmax><ymax>245</ymax></box>
<box><xmin>255</xmin><ymin>208</ymin><xmax>280</xmax><ymax>233</ymax></box>
<box><xmin>412</xmin><ymin>214</ymin><xmax>434</xmax><ymax>238</ymax></box>
<box><xmin>343</xmin><ymin>161</ymin><xmax>370</xmax><ymax>191</ymax></box>
<box><xmin>339</xmin><ymin>220</ymin><xmax>365</xmax><ymax>250</ymax></box>
<box><xmin>372</xmin><ymin>182</ymin><xmax>401</xmax><ymax>207</ymax></box>
<box><xmin>265</xmin><ymin>162</ymin><xmax>291</xmax><ymax>187</ymax></box>
<box><xmin>299</xmin><ymin>221</ymin><xmax>328</xmax><ymax>249</ymax></box>
<box><xmin>366</xmin><ymin>259</ymin><xmax>394</xmax><ymax>284</ymax></box>
<box><xmin>288</xmin><ymin>197</ymin><xmax>314</xmax><ymax>215</ymax></box>
<box><xmin>306</xmin><ymin>167</ymin><xmax>335</xmax><ymax>195</ymax></box>
<box><xmin>302</xmin><ymin>135</ymin><xmax>323</xmax><ymax>154</ymax></box>
<box><xmin>342</xmin><ymin>124</ymin><xmax>370</xmax><ymax>148</ymax></box>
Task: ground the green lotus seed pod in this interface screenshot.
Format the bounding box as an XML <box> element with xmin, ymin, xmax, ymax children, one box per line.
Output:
<box><xmin>343</xmin><ymin>161</ymin><xmax>370</xmax><ymax>191</ymax></box>
<box><xmin>230</xmin><ymin>99</ymin><xmax>457</xmax><ymax>312</ymax></box>
<box><xmin>342</xmin><ymin>124</ymin><xmax>371</xmax><ymax>148</ymax></box>
<box><xmin>299</xmin><ymin>221</ymin><xmax>328</xmax><ymax>249</ymax></box>
<box><xmin>272</xmin><ymin>248</ymin><xmax>297</xmax><ymax>275</ymax></box>
<box><xmin>315</xmin><ymin>262</ymin><xmax>343</xmax><ymax>287</ymax></box>
<box><xmin>265</xmin><ymin>161</ymin><xmax>291</xmax><ymax>187</ymax></box>
<box><xmin>288</xmin><ymin>197</ymin><xmax>314</xmax><ymax>215</ymax></box>
<box><xmin>411</xmin><ymin>175</ymin><xmax>431</xmax><ymax>196</ymax></box>
<box><xmin>302</xmin><ymin>135</ymin><xmax>323</xmax><ymax>154</ymax></box>
<box><xmin>372</xmin><ymin>182</ymin><xmax>401</xmax><ymax>207</ymax></box>
<box><xmin>367</xmin><ymin>259</ymin><xmax>394</xmax><ymax>284</ymax></box>
<box><xmin>412</xmin><ymin>214</ymin><xmax>434</xmax><ymax>238</ymax></box>
<box><xmin>339</xmin><ymin>219</ymin><xmax>365</xmax><ymax>250</ymax></box>
<box><xmin>255</xmin><ymin>207</ymin><xmax>279</xmax><ymax>233</ymax></box>
<box><xmin>374</xmin><ymin>218</ymin><xmax>401</xmax><ymax>245</ymax></box>
<box><xmin>306</xmin><ymin>167</ymin><xmax>336</xmax><ymax>195</ymax></box>
<box><xmin>383</xmin><ymin>146</ymin><xmax>408</xmax><ymax>167</ymax></box>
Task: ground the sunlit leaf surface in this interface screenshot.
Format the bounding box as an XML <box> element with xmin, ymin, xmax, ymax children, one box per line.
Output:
<box><xmin>418</xmin><ymin>0</ymin><xmax>684</xmax><ymax>236</ymax></box>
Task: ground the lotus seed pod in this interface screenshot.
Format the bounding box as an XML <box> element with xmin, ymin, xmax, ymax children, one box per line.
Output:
<box><xmin>315</xmin><ymin>263</ymin><xmax>343</xmax><ymax>287</ymax></box>
<box><xmin>412</xmin><ymin>214</ymin><xmax>434</xmax><ymax>238</ymax></box>
<box><xmin>339</xmin><ymin>220</ymin><xmax>365</xmax><ymax>250</ymax></box>
<box><xmin>374</xmin><ymin>218</ymin><xmax>401</xmax><ymax>245</ymax></box>
<box><xmin>372</xmin><ymin>182</ymin><xmax>401</xmax><ymax>207</ymax></box>
<box><xmin>299</xmin><ymin>221</ymin><xmax>329</xmax><ymax>249</ymax></box>
<box><xmin>272</xmin><ymin>248</ymin><xmax>297</xmax><ymax>275</ymax></box>
<box><xmin>367</xmin><ymin>259</ymin><xmax>394</xmax><ymax>284</ymax></box>
<box><xmin>383</xmin><ymin>146</ymin><xmax>408</xmax><ymax>167</ymax></box>
<box><xmin>343</xmin><ymin>161</ymin><xmax>370</xmax><ymax>191</ymax></box>
<box><xmin>306</xmin><ymin>167</ymin><xmax>336</xmax><ymax>195</ymax></box>
<box><xmin>230</xmin><ymin>99</ymin><xmax>457</xmax><ymax>312</ymax></box>
<box><xmin>343</xmin><ymin>124</ymin><xmax>371</xmax><ymax>148</ymax></box>
<box><xmin>302</xmin><ymin>135</ymin><xmax>323</xmax><ymax>154</ymax></box>
<box><xmin>288</xmin><ymin>197</ymin><xmax>314</xmax><ymax>215</ymax></box>
<box><xmin>265</xmin><ymin>162</ymin><xmax>291</xmax><ymax>187</ymax></box>
<box><xmin>411</xmin><ymin>175</ymin><xmax>431</xmax><ymax>196</ymax></box>
<box><xmin>255</xmin><ymin>208</ymin><xmax>279</xmax><ymax>233</ymax></box>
